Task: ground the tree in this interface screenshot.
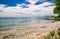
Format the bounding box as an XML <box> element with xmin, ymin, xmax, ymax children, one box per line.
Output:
<box><xmin>54</xmin><ymin>0</ymin><xmax>60</xmax><ymax>20</ymax></box>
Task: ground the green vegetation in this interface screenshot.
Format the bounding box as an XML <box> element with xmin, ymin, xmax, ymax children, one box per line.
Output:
<box><xmin>54</xmin><ymin>0</ymin><xmax>60</xmax><ymax>21</ymax></box>
<box><xmin>50</xmin><ymin>30</ymin><xmax>55</xmax><ymax>39</ymax></box>
<box><xmin>44</xmin><ymin>28</ymin><xmax>60</xmax><ymax>39</ymax></box>
<box><xmin>57</xmin><ymin>28</ymin><xmax>60</xmax><ymax>39</ymax></box>
<box><xmin>58</xmin><ymin>28</ymin><xmax>60</xmax><ymax>30</ymax></box>
<box><xmin>50</xmin><ymin>30</ymin><xmax>55</xmax><ymax>37</ymax></box>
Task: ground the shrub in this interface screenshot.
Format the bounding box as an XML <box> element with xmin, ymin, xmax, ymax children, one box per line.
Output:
<box><xmin>50</xmin><ymin>30</ymin><xmax>55</xmax><ymax>37</ymax></box>
<box><xmin>58</xmin><ymin>28</ymin><xmax>60</xmax><ymax>30</ymax></box>
<box><xmin>57</xmin><ymin>30</ymin><xmax>60</xmax><ymax>36</ymax></box>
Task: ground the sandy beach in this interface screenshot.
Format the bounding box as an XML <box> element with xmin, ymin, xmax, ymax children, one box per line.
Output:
<box><xmin>0</xmin><ymin>21</ymin><xmax>60</xmax><ymax>39</ymax></box>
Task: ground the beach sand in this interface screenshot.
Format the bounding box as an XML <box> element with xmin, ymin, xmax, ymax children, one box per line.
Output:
<box><xmin>0</xmin><ymin>21</ymin><xmax>60</xmax><ymax>39</ymax></box>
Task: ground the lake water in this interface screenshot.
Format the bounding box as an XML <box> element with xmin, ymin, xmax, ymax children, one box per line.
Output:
<box><xmin>0</xmin><ymin>17</ymin><xmax>53</xmax><ymax>28</ymax></box>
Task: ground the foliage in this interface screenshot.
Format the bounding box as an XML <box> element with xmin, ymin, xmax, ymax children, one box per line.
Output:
<box><xmin>44</xmin><ymin>28</ymin><xmax>60</xmax><ymax>39</ymax></box>
<box><xmin>57</xmin><ymin>28</ymin><xmax>60</xmax><ymax>36</ymax></box>
<box><xmin>54</xmin><ymin>17</ymin><xmax>60</xmax><ymax>21</ymax></box>
<box><xmin>58</xmin><ymin>28</ymin><xmax>60</xmax><ymax>30</ymax></box>
<box><xmin>55</xmin><ymin>0</ymin><xmax>60</xmax><ymax>7</ymax></box>
<box><xmin>54</xmin><ymin>0</ymin><xmax>60</xmax><ymax>21</ymax></box>
<box><xmin>57</xmin><ymin>30</ymin><xmax>60</xmax><ymax>36</ymax></box>
<box><xmin>54</xmin><ymin>7</ymin><xmax>60</xmax><ymax>14</ymax></box>
<box><xmin>50</xmin><ymin>30</ymin><xmax>55</xmax><ymax>37</ymax></box>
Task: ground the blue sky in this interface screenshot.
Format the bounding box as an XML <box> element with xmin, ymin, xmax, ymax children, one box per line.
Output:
<box><xmin>0</xmin><ymin>0</ymin><xmax>55</xmax><ymax>17</ymax></box>
<box><xmin>0</xmin><ymin>0</ymin><xmax>54</xmax><ymax>6</ymax></box>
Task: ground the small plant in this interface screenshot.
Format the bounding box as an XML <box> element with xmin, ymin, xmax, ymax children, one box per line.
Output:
<box><xmin>43</xmin><ymin>28</ymin><xmax>60</xmax><ymax>39</ymax></box>
<box><xmin>57</xmin><ymin>28</ymin><xmax>60</xmax><ymax>36</ymax></box>
<box><xmin>50</xmin><ymin>30</ymin><xmax>55</xmax><ymax>39</ymax></box>
<box><xmin>58</xmin><ymin>28</ymin><xmax>60</xmax><ymax>30</ymax></box>
<box><xmin>57</xmin><ymin>30</ymin><xmax>60</xmax><ymax>39</ymax></box>
<box><xmin>50</xmin><ymin>30</ymin><xmax>55</xmax><ymax>37</ymax></box>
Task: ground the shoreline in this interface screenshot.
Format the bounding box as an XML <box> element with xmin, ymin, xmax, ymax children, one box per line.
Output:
<box><xmin>0</xmin><ymin>21</ymin><xmax>60</xmax><ymax>39</ymax></box>
<box><xmin>0</xmin><ymin>20</ymin><xmax>55</xmax><ymax>29</ymax></box>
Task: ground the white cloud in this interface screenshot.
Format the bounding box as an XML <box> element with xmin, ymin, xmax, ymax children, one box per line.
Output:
<box><xmin>26</xmin><ymin>0</ymin><xmax>39</xmax><ymax>4</ymax></box>
<box><xmin>0</xmin><ymin>2</ymin><xmax>55</xmax><ymax>17</ymax></box>
<box><xmin>39</xmin><ymin>0</ymin><xmax>46</xmax><ymax>2</ymax></box>
<box><xmin>0</xmin><ymin>4</ymin><xmax>6</xmax><ymax>7</ymax></box>
<box><xmin>39</xmin><ymin>2</ymin><xmax>54</xmax><ymax>7</ymax></box>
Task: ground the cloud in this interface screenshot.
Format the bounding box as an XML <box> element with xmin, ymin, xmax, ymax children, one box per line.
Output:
<box><xmin>16</xmin><ymin>3</ymin><xmax>29</xmax><ymax>8</ymax></box>
<box><xmin>26</xmin><ymin>0</ymin><xmax>39</xmax><ymax>4</ymax></box>
<box><xmin>27</xmin><ymin>0</ymin><xmax>55</xmax><ymax>5</ymax></box>
<box><xmin>37</xmin><ymin>2</ymin><xmax>54</xmax><ymax>7</ymax></box>
<box><xmin>0</xmin><ymin>2</ymin><xmax>55</xmax><ymax>17</ymax></box>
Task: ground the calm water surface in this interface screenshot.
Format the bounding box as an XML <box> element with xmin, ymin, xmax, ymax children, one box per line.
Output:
<box><xmin>0</xmin><ymin>17</ymin><xmax>53</xmax><ymax>28</ymax></box>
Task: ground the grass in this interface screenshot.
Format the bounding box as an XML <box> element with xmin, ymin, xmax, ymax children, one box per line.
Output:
<box><xmin>44</xmin><ymin>27</ymin><xmax>60</xmax><ymax>39</ymax></box>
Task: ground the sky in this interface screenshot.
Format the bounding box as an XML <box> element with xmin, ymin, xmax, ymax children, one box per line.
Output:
<box><xmin>0</xmin><ymin>0</ymin><xmax>55</xmax><ymax>17</ymax></box>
